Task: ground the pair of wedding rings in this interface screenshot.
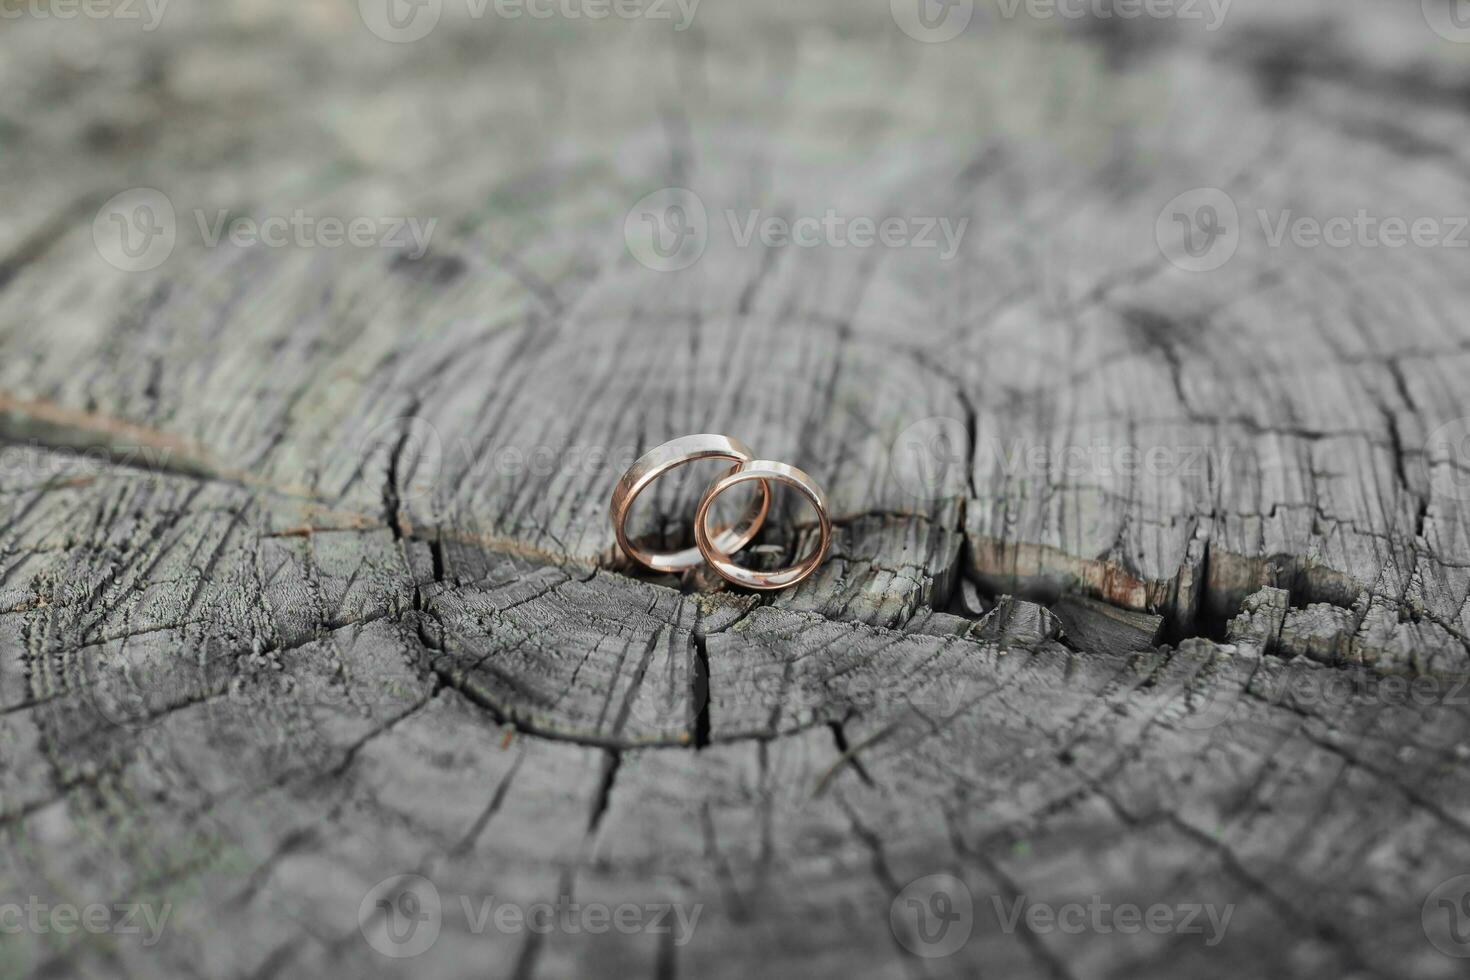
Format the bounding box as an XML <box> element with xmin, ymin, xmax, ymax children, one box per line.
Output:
<box><xmin>610</xmin><ymin>434</ymin><xmax>832</xmax><ymax>591</ymax></box>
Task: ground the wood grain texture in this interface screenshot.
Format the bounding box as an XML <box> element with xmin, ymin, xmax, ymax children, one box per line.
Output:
<box><xmin>2</xmin><ymin>1</ymin><xmax>1470</xmax><ymax>978</ymax></box>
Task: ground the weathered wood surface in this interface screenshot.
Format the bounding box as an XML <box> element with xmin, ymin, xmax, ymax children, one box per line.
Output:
<box><xmin>3</xmin><ymin>1</ymin><xmax>1470</xmax><ymax>977</ymax></box>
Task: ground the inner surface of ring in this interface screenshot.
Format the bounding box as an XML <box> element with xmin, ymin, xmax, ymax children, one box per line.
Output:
<box><xmin>619</xmin><ymin>456</ymin><xmax>770</xmax><ymax>573</ymax></box>
<box><xmin>696</xmin><ymin>469</ymin><xmax>828</xmax><ymax>589</ymax></box>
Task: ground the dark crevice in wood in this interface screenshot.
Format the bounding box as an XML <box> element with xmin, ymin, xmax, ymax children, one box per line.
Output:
<box><xmin>944</xmin><ymin>537</ymin><xmax>994</xmax><ymax>619</ymax></box>
<box><xmin>381</xmin><ymin>403</ymin><xmax>420</xmax><ymax>543</ymax></box>
<box><xmin>814</xmin><ymin>724</ymin><xmax>899</xmax><ymax>798</ymax></box>
<box><xmin>509</xmin><ymin>927</ymin><xmax>545</xmax><ymax>980</ymax></box>
<box><xmin>428</xmin><ymin>649</ymin><xmax>735</xmax><ymax>750</ymax></box>
<box><xmin>825</xmin><ymin>720</ymin><xmax>874</xmax><ymax>788</ymax></box>
<box><xmin>587</xmin><ymin>748</ymin><xmax>622</xmax><ymax>835</ymax></box>
<box><xmin>322</xmin><ymin>694</ymin><xmax>439</xmax><ymax>783</ymax></box>
<box><xmin>690</xmin><ymin>630</ymin><xmax>712</xmax><ymax>749</ymax></box>
<box><xmin>1120</xmin><ymin>307</ymin><xmax>1195</xmax><ymax>414</ymax></box>
<box><xmin>836</xmin><ymin>796</ymin><xmax>900</xmax><ymax>894</ymax></box>
<box><xmin>965</xmin><ymin>528</ymin><xmax>1387</xmax><ymax>661</ymax></box>
<box><xmin>414</xmin><ymin>607</ymin><xmax>446</xmax><ymax>654</ymax></box>
<box><xmin>1162</xmin><ymin>541</ymin><xmax>1230</xmax><ymax>646</ymax></box>
<box><xmin>958</xmin><ymin>394</ymin><xmax>980</xmax><ymax>502</ymax></box>
<box><xmin>222</xmin><ymin>825</ymin><xmax>319</xmax><ymax>913</ymax></box>
<box><xmin>654</xmin><ymin>924</ymin><xmax>678</xmax><ymax>980</ymax></box>
<box><xmin>451</xmin><ymin>743</ymin><xmax>527</xmax><ymax>857</ymax></box>
<box><xmin>836</xmin><ymin>797</ymin><xmax>936</xmax><ymax>972</ymax></box>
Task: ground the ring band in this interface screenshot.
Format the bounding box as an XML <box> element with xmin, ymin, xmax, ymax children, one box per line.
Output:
<box><xmin>611</xmin><ymin>434</ymin><xmax>771</xmax><ymax>573</ymax></box>
<box><xmin>694</xmin><ymin>460</ymin><xmax>831</xmax><ymax>590</ymax></box>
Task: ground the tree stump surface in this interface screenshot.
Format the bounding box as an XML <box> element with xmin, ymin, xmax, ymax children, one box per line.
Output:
<box><xmin>3</xmin><ymin>2</ymin><xmax>1470</xmax><ymax>977</ymax></box>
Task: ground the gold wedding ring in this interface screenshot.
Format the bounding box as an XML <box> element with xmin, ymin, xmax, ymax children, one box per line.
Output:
<box><xmin>610</xmin><ymin>435</ymin><xmax>830</xmax><ymax>590</ymax></box>
<box><xmin>610</xmin><ymin>434</ymin><xmax>770</xmax><ymax>573</ymax></box>
<box><xmin>694</xmin><ymin>460</ymin><xmax>831</xmax><ymax>591</ymax></box>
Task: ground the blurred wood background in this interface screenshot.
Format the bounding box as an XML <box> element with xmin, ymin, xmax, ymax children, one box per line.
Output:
<box><xmin>2</xmin><ymin>0</ymin><xmax>1470</xmax><ymax>976</ymax></box>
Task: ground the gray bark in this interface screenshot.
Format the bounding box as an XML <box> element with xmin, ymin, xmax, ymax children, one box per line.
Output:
<box><xmin>2</xmin><ymin>2</ymin><xmax>1470</xmax><ymax>978</ymax></box>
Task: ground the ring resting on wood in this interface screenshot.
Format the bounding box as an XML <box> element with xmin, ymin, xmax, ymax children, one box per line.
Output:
<box><xmin>609</xmin><ymin>433</ymin><xmax>770</xmax><ymax>574</ymax></box>
<box><xmin>612</xmin><ymin>435</ymin><xmax>833</xmax><ymax>588</ymax></box>
<box><xmin>694</xmin><ymin>459</ymin><xmax>833</xmax><ymax>591</ymax></box>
